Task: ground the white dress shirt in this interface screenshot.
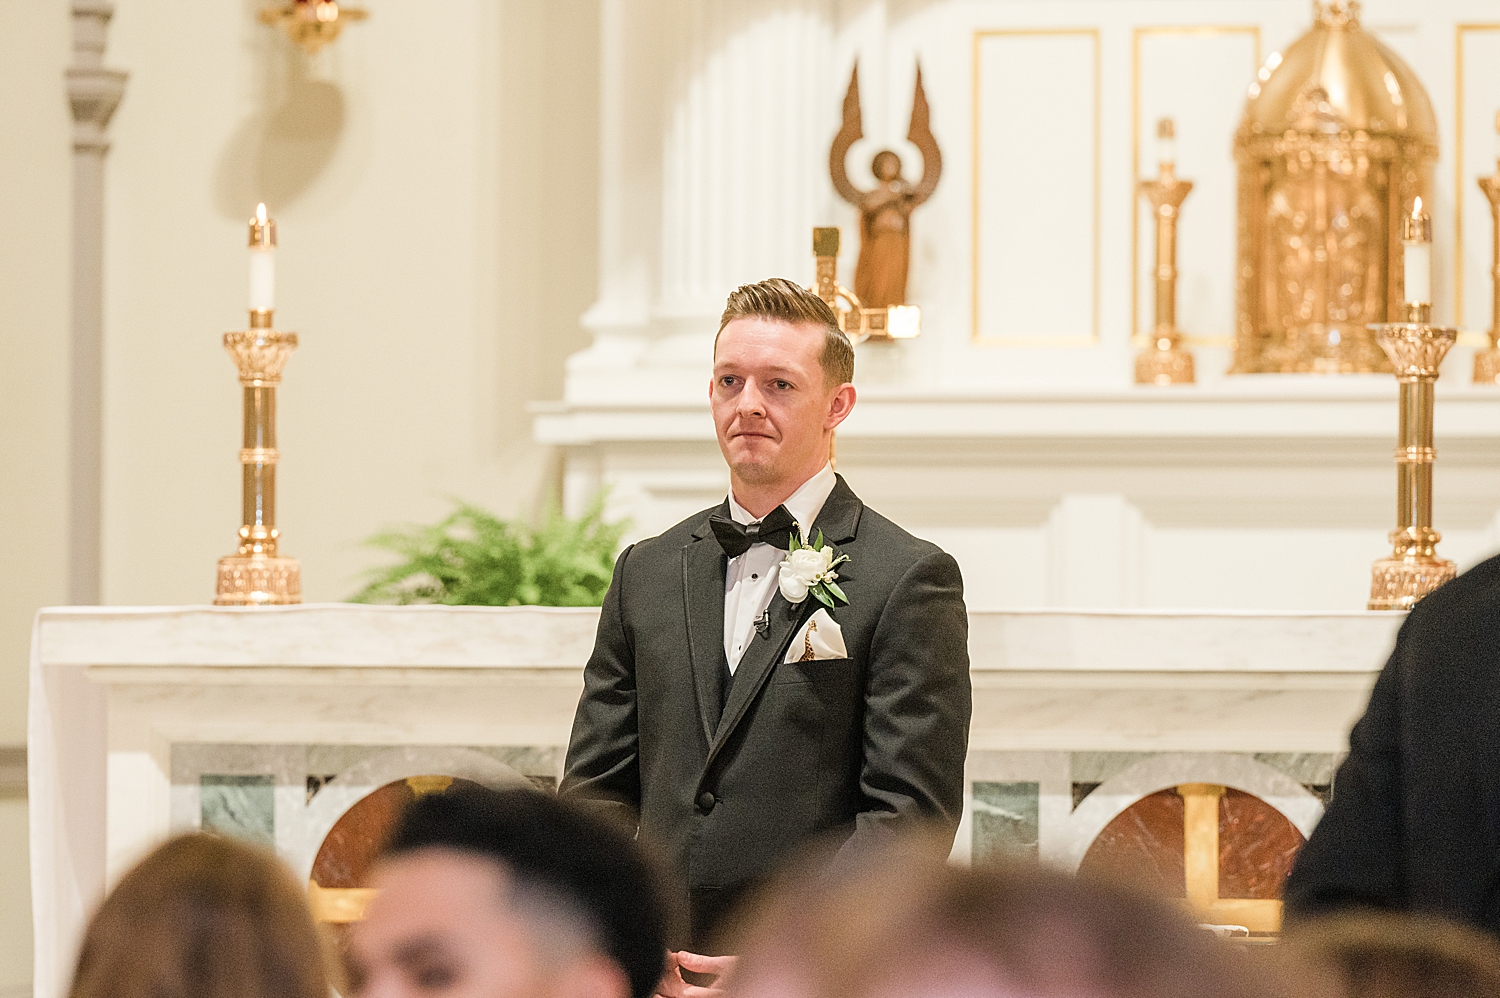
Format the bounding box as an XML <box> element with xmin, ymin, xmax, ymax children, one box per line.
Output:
<box><xmin>723</xmin><ymin>463</ymin><xmax>837</xmax><ymax>673</ymax></box>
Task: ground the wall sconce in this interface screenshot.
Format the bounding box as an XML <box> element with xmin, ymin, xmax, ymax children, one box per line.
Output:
<box><xmin>259</xmin><ymin>1</ymin><xmax>367</xmax><ymax>54</ymax></box>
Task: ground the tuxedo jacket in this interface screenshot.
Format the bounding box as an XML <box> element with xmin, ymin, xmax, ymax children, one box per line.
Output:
<box><xmin>561</xmin><ymin>476</ymin><xmax>972</xmax><ymax>949</ymax></box>
<box><xmin>1284</xmin><ymin>554</ymin><xmax>1500</xmax><ymax>934</ymax></box>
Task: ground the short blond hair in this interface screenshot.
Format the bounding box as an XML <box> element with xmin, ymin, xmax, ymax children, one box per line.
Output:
<box><xmin>715</xmin><ymin>278</ymin><xmax>855</xmax><ymax>387</ymax></box>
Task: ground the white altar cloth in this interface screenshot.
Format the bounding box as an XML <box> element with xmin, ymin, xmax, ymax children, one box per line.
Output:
<box><xmin>30</xmin><ymin>604</ymin><xmax>1405</xmax><ymax>998</ymax></box>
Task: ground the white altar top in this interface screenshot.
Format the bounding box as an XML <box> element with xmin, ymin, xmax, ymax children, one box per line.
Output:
<box><xmin>29</xmin><ymin>604</ymin><xmax>1404</xmax><ymax>998</ymax></box>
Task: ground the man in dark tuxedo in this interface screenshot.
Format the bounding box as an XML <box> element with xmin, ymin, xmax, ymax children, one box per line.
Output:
<box><xmin>1283</xmin><ymin>556</ymin><xmax>1500</xmax><ymax>934</ymax></box>
<box><xmin>561</xmin><ymin>278</ymin><xmax>972</xmax><ymax>993</ymax></box>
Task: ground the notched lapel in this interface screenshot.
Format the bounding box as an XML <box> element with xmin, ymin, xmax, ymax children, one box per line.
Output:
<box><xmin>683</xmin><ymin>530</ymin><xmax>728</xmax><ymax>747</ymax></box>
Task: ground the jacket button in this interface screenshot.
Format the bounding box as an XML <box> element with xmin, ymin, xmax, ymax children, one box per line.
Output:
<box><xmin>696</xmin><ymin>791</ymin><xmax>716</xmax><ymax>812</ymax></box>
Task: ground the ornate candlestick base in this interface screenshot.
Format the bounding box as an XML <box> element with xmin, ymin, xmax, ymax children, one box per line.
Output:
<box><xmin>1135</xmin><ymin>338</ymin><xmax>1195</xmax><ymax>385</ymax></box>
<box><xmin>1369</xmin><ymin>536</ymin><xmax>1455</xmax><ymax>611</ymax></box>
<box><xmin>213</xmin><ymin>320</ymin><xmax>301</xmax><ymax>606</ymax></box>
<box><xmin>1367</xmin><ymin>320</ymin><xmax>1456</xmax><ymax>610</ymax></box>
<box><xmin>216</xmin><ymin>553</ymin><xmax>302</xmax><ymax>605</ymax></box>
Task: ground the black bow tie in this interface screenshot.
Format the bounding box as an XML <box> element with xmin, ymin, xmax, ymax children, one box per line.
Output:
<box><xmin>709</xmin><ymin>504</ymin><xmax>797</xmax><ymax>559</ymax></box>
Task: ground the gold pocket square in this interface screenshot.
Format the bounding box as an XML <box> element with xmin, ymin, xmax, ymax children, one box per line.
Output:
<box><xmin>785</xmin><ymin>609</ymin><xmax>847</xmax><ymax>663</ymax></box>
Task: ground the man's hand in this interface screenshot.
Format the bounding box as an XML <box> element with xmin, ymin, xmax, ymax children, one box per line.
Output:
<box><xmin>655</xmin><ymin>950</ymin><xmax>738</xmax><ymax>997</ymax></box>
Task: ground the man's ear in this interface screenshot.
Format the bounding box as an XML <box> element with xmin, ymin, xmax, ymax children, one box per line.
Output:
<box><xmin>825</xmin><ymin>383</ymin><xmax>857</xmax><ymax>430</ymax></box>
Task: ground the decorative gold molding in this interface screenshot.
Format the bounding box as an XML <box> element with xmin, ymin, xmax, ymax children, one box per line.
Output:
<box><xmin>971</xmin><ymin>28</ymin><xmax>1100</xmax><ymax>346</ymax></box>
<box><xmin>1131</xmin><ymin>26</ymin><xmax>1260</xmax><ymax>349</ymax></box>
<box><xmin>1454</xmin><ymin>24</ymin><xmax>1500</xmax><ymax>330</ymax></box>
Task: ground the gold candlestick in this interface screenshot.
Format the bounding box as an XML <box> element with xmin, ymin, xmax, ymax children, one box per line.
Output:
<box><xmin>1136</xmin><ymin>119</ymin><xmax>1195</xmax><ymax>385</ymax></box>
<box><xmin>809</xmin><ymin>226</ymin><xmax>919</xmax><ymax>342</ymax></box>
<box><xmin>1475</xmin><ymin>113</ymin><xmax>1500</xmax><ymax>384</ymax></box>
<box><xmin>1368</xmin><ymin>311</ymin><xmax>1456</xmax><ymax>610</ymax></box>
<box><xmin>214</xmin><ymin>303</ymin><xmax>301</xmax><ymax>605</ymax></box>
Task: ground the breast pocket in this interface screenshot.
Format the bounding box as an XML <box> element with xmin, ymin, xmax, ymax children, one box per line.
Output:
<box><xmin>775</xmin><ymin>657</ymin><xmax>857</xmax><ymax>685</ymax></box>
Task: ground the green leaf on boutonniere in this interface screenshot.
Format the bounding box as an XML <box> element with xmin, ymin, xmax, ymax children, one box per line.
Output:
<box><xmin>824</xmin><ymin>580</ymin><xmax>847</xmax><ymax>604</ymax></box>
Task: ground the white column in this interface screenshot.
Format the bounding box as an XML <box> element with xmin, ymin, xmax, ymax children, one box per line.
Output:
<box><xmin>570</xmin><ymin>1</ymin><xmax>837</xmax><ymax>404</ymax></box>
<box><xmin>65</xmin><ymin>0</ymin><xmax>126</xmax><ymax>605</ymax></box>
<box><xmin>658</xmin><ymin>2</ymin><xmax>836</xmax><ymax>319</ymax></box>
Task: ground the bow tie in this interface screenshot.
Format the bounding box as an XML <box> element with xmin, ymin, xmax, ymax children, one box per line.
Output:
<box><xmin>709</xmin><ymin>504</ymin><xmax>797</xmax><ymax>559</ymax></box>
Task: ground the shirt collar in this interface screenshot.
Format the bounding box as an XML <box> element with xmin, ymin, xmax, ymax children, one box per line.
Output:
<box><xmin>727</xmin><ymin>463</ymin><xmax>837</xmax><ymax>537</ymax></box>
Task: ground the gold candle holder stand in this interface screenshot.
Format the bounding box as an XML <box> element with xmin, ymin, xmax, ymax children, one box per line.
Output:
<box><xmin>1475</xmin><ymin>154</ymin><xmax>1500</xmax><ymax>383</ymax></box>
<box><xmin>810</xmin><ymin>227</ymin><xmax>920</xmax><ymax>341</ymax></box>
<box><xmin>1135</xmin><ymin>121</ymin><xmax>1195</xmax><ymax>385</ymax></box>
<box><xmin>1367</xmin><ymin>306</ymin><xmax>1456</xmax><ymax>610</ymax></box>
<box><xmin>214</xmin><ymin>307</ymin><xmax>302</xmax><ymax>605</ymax></box>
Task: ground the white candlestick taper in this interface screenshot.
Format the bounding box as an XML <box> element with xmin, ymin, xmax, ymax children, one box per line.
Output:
<box><xmin>1402</xmin><ymin>196</ymin><xmax>1431</xmax><ymax>311</ymax></box>
<box><xmin>249</xmin><ymin>202</ymin><xmax>276</xmax><ymax>316</ymax></box>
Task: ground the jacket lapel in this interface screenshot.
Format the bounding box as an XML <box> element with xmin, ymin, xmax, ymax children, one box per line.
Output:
<box><xmin>704</xmin><ymin>476</ymin><xmax>865</xmax><ymax>767</ymax></box>
<box><xmin>683</xmin><ymin>507</ymin><xmax>730</xmax><ymax>746</ymax></box>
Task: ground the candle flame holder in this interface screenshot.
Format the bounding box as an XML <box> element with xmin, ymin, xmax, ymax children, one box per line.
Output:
<box><xmin>810</xmin><ymin>227</ymin><xmax>919</xmax><ymax>342</ymax></box>
<box><xmin>1135</xmin><ymin>121</ymin><xmax>1195</xmax><ymax>385</ymax></box>
<box><xmin>258</xmin><ymin>0</ymin><xmax>367</xmax><ymax>55</ymax></box>
<box><xmin>1367</xmin><ymin>312</ymin><xmax>1456</xmax><ymax>609</ymax></box>
<box><xmin>214</xmin><ymin>308</ymin><xmax>301</xmax><ymax>605</ymax></box>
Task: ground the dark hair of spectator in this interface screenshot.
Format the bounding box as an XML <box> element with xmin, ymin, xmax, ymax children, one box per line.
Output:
<box><xmin>68</xmin><ymin>833</ymin><xmax>331</xmax><ymax>998</ymax></box>
<box><xmin>382</xmin><ymin>783</ymin><xmax>668</xmax><ymax>998</ymax></box>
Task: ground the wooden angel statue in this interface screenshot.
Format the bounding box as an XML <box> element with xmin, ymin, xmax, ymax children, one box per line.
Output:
<box><xmin>830</xmin><ymin>63</ymin><xmax>942</xmax><ymax>309</ymax></box>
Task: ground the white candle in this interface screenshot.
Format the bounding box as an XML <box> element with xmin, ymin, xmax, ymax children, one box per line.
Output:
<box><xmin>1402</xmin><ymin>196</ymin><xmax>1431</xmax><ymax>307</ymax></box>
<box><xmin>1156</xmin><ymin>117</ymin><xmax>1176</xmax><ymax>171</ymax></box>
<box><xmin>249</xmin><ymin>203</ymin><xmax>276</xmax><ymax>312</ymax></box>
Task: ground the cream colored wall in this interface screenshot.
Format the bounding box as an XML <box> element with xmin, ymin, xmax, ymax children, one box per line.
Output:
<box><xmin>100</xmin><ymin>0</ymin><xmax>598</xmax><ymax>605</ymax></box>
<box><xmin>0</xmin><ymin>0</ymin><xmax>599</xmax><ymax>989</ymax></box>
<box><xmin>0</xmin><ymin>0</ymin><xmax>69</xmax><ymax>987</ymax></box>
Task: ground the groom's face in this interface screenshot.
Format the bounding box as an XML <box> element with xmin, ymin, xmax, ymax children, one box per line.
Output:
<box><xmin>711</xmin><ymin>317</ymin><xmax>837</xmax><ymax>488</ymax></box>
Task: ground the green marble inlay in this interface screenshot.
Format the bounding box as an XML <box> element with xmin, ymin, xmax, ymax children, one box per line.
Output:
<box><xmin>972</xmin><ymin>781</ymin><xmax>1039</xmax><ymax>863</ymax></box>
<box><xmin>201</xmin><ymin>774</ymin><xmax>274</xmax><ymax>847</ymax></box>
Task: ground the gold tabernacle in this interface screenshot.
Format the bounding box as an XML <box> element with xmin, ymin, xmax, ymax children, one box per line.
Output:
<box><xmin>1135</xmin><ymin>118</ymin><xmax>1195</xmax><ymax>385</ymax></box>
<box><xmin>1367</xmin><ymin>310</ymin><xmax>1456</xmax><ymax>609</ymax></box>
<box><xmin>214</xmin><ymin>213</ymin><xmax>301</xmax><ymax>605</ymax></box>
<box><xmin>1475</xmin><ymin>113</ymin><xmax>1500</xmax><ymax>384</ymax></box>
<box><xmin>1231</xmin><ymin>1</ymin><xmax>1437</xmax><ymax>374</ymax></box>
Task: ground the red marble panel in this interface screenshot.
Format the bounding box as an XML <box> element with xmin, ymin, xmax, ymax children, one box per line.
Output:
<box><xmin>1219</xmin><ymin>788</ymin><xmax>1305</xmax><ymax>900</ymax></box>
<box><xmin>311</xmin><ymin>776</ymin><xmax>485</xmax><ymax>889</ymax></box>
<box><xmin>1077</xmin><ymin>787</ymin><xmax>1305</xmax><ymax>902</ymax></box>
<box><xmin>1080</xmin><ymin>788</ymin><xmax>1187</xmax><ymax>895</ymax></box>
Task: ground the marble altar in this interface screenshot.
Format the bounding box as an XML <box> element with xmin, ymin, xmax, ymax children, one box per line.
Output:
<box><xmin>30</xmin><ymin>603</ymin><xmax>1403</xmax><ymax>998</ymax></box>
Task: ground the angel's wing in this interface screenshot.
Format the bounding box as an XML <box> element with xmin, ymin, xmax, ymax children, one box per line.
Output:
<box><xmin>830</xmin><ymin>63</ymin><xmax>864</xmax><ymax>206</ymax></box>
<box><xmin>907</xmin><ymin>64</ymin><xmax>942</xmax><ymax>206</ymax></box>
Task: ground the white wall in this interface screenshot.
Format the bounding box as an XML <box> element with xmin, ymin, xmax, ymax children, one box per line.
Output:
<box><xmin>100</xmin><ymin>0</ymin><xmax>598</xmax><ymax>606</ymax></box>
<box><xmin>0</xmin><ymin>0</ymin><xmax>70</xmax><ymax>988</ymax></box>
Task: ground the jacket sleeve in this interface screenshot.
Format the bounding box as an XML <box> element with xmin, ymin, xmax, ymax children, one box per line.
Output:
<box><xmin>559</xmin><ymin>545</ymin><xmax>642</xmax><ymax>830</ymax></box>
<box><xmin>1282</xmin><ymin>630</ymin><xmax>1406</xmax><ymax>920</ymax></box>
<box><xmin>841</xmin><ymin>549</ymin><xmax>972</xmax><ymax>858</ymax></box>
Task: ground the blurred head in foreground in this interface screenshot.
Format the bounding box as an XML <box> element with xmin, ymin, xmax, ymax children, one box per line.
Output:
<box><xmin>69</xmin><ymin>833</ymin><xmax>329</xmax><ymax>998</ymax></box>
<box><xmin>1282</xmin><ymin>912</ymin><xmax>1500</xmax><ymax>998</ymax></box>
<box><xmin>349</xmin><ymin>783</ymin><xmax>668</xmax><ymax>998</ymax></box>
<box><xmin>728</xmin><ymin>850</ymin><xmax>1276</xmax><ymax>998</ymax></box>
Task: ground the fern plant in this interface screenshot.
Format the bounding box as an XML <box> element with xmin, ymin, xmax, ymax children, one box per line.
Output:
<box><xmin>349</xmin><ymin>496</ymin><xmax>627</xmax><ymax>607</ymax></box>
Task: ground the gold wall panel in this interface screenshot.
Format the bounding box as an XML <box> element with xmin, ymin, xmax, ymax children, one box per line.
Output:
<box><xmin>1454</xmin><ymin>25</ymin><xmax>1500</xmax><ymax>331</ymax></box>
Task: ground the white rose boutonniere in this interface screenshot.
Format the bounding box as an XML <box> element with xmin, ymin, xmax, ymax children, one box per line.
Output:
<box><xmin>778</xmin><ymin>525</ymin><xmax>849</xmax><ymax>609</ymax></box>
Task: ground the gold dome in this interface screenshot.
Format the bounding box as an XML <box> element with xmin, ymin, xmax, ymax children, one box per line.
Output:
<box><xmin>1242</xmin><ymin>1</ymin><xmax>1436</xmax><ymax>145</ymax></box>
<box><xmin>1230</xmin><ymin>0</ymin><xmax>1438</xmax><ymax>374</ymax></box>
